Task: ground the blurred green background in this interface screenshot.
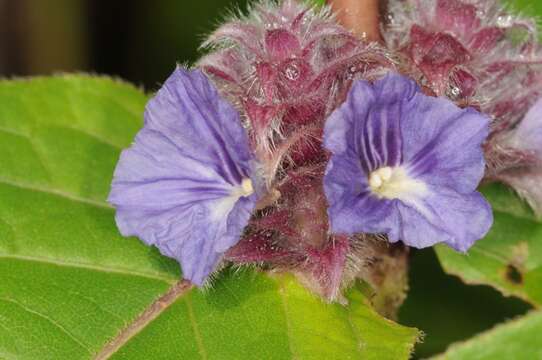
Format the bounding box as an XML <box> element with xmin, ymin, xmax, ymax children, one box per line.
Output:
<box><xmin>1</xmin><ymin>0</ymin><xmax>539</xmax><ymax>358</ymax></box>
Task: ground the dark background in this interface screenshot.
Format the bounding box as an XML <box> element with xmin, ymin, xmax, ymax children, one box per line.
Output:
<box><xmin>0</xmin><ymin>0</ymin><xmax>533</xmax><ymax>357</ymax></box>
<box><xmin>0</xmin><ymin>0</ymin><xmax>247</xmax><ymax>90</ymax></box>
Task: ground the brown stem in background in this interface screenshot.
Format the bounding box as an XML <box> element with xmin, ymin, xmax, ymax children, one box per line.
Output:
<box><xmin>327</xmin><ymin>0</ymin><xmax>382</xmax><ymax>42</ymax></box>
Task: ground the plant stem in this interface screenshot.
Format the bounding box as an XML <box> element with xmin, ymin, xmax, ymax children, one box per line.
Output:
<box><xmin>326</xmin><ymin>0</ymin><xmax>382</xmax><ymax>42</ymax></box>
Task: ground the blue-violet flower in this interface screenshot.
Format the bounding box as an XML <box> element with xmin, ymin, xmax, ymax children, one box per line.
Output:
<box><xmin>498</xmin><ymin>98</ymin><xmax>542</xmax><ymax>215</ymax></box>
<box><xmin>108</xmin><ymin>68</ymin><xmax>259</xmax><ymax>285</ymax></box>
<box><xmin>504</xmin><ymin>98</ymin><xmax>542</xmax><ymax>157</ymax></box>
<box><xmin>323</xmin><ymin>74</ymin><xmax>493</xmax><ymax>251</ymax></box>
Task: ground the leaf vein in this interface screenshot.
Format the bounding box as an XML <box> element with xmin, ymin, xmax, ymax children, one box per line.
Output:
<box><xmin>0</xmin><ymin>255</ymin><xmax>176</xmax><ymax>284</ymax></box>
<box><xmin>0</xmin><ymin>126</ymin><xmax>26</xmax><ymax>138</ymax></box>
<box><xmin>345</xmin><ymin>304</ymin><xmax>365</xmax><ymax>354</ymax></box>
<box><xmin>0</xmin><ymin>177</ymin><xmax>112</xmax><ymax>209</ymax></box>
<box><xmin>0</xmin><ymin>127</ymin><xmax>54</xmax><ymax>183</ymax></box>
<box><xmin>278</xmin><ymin>278</ymin><xmax>299</xmax><ymax>360</ymax></box>
<box><xmin>0</xmin><ymin>297</ymin><xmax>91</xmax><ymax>354</ymax></box>
<box><xmin>68</xmin><ymin>80</ymin><xmax>144</xmax><ymax>120</ymax></box>
<box><xmin>184</xmin><ymin>296</ymin><xmax>208</xmax><ymax>360</ymax></box>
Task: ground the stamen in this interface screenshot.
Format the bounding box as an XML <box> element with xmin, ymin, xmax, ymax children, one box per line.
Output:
<box><xmin>369</xmin><ymin>166</ymin><xmax>393</xmax><ymax>189</ymax></box>
<box><xmin>212</xmin><ymin>178</ymin><xmax>255</xmax><ymax>222</ymax></box>
<box><xmin>240</xmin><ymin>178</ymin><xmax>254</xmax><ymax>197</ymax></box>
<box><xmin>368</xmin><ymin>166</ymin><xmax>427</xmax><ymax>200</ymax></box>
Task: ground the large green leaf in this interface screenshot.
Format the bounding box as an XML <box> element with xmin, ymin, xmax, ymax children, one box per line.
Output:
<box><xmin>106</xmin><ymin>272</ymin><xmax>419</xmax><ymax>360</ymax></box>
<box><xmin>0</xmin><ymin>76</ymin><xmax>419</xmax><ymax>359</ymax></box>
<box><xmin>435</xmin><ymin>184</ymin><xmax>542</xmax><ymax>306</ymax></box>
<box><xmin>432</xmin><ymin>310</ymin><xmax>542</xmax><ymax>360</ymax></box>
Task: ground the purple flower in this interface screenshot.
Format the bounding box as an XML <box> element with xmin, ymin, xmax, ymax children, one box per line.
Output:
<box><xmin>323</xmin><ymin>74</ymin><xmax>493</xmax><ymax>251</ymax></box>
<box><xmin>498</xmin><ymin>98</ymin><xmax>542</xmax><ymax>215</ymax></box>
<box><xmin>504</xmin><ymin>98</ymin><xmax>542</xmax><ymax>156</ymax></box>
<box><xmin>108</xmin><ymin>68</ymin><xmax>259</xmax><ymax>285</ymax></box>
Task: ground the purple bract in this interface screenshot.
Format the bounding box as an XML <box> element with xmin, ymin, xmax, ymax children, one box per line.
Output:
<box><xmin>323</xmin><ymin>74</ymin><xmax>493</xmax><ymax>251</ymax></box>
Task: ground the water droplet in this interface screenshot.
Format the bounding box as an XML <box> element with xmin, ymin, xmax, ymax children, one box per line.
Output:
<box><xmin>284</xmin><ymin>63</ymin><xmax>300</xmax><ymax>80</ymax></box>
<box><xmin>497</xmin><ymin>14</ymin><xmax>513</xmax><ymax>28</ymax></box>
<box><xmin>447</xmin><ymin>85</ymin><xmax>461</xmax><ymax>99</ymax></box>
<box><xmin>419</xmin><ymin>77</ymin><xmax>429</xmax><ymax>87</ymax></box>
<box><xmin>346</xmin><ymin>65</ymin><xmax>358</xmax><ymax>79</ymax></box>
<box><xmin>386</xmin><ymin>13</ymin><xmax>395</xmax><ymax>25</ymax></box>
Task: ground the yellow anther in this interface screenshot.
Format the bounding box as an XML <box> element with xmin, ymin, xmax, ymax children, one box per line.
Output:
<box><xmin>368</xmin><ymin>166</ymin><xmax>427</xmax><ymax>200</ymax></box>
<box><xmin>241</xmin><ymin>178</ymin><xmax>254</xmax><ymax>196</ymax></box>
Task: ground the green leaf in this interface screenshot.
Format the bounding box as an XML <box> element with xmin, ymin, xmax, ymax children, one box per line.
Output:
<box><xmin>0</xmin><ymin>76</ymin><xmax>419</xmax><ymax>359</ymax></box>
<box><xmin>106</xmin><ymin>271</ymin><xmax>419</xmax><ymax>360</ymax></box>
<box><xmin>504</xmin><ymin>0</ymin><xmax>542</xmax><ymax>18</ymax></box>
<box><xmin>432</xmin><ymin>310</ymin><xmax>542</xmax><ymax>360</ymax></box>
<box><xmin>435</xmin><ymin>183</ymin><xmax>542</xmax><ymax>306</ymax></box>
<box><xmin>400</xmin><ymin>249</ymin><xmax>531</xmax><ymax>358</ymax></box>
<box><xmin>310</xmin><ymin>0</ymin><xmax>326</xmax><ymax>7</ymax></box>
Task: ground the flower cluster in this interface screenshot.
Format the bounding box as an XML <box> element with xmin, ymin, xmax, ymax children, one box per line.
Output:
<box><xmin>198</xmin><ymin>0</ymin><xmax>392</xmax><ymax>175</ymax></box>
<box><xmin>109</xmin><ymin>0</ymin><xmax>541</xmax><ymax>302</ymax></box>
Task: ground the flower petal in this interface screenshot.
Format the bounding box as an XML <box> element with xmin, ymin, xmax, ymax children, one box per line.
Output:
<box><xmin>396</xmin><ymin>187</ymin><xmax>493</xmax><ymax>251</ymax></box>
<box><xmin>401</xmin><ymin>92</ymin><xmax>489</xmax><ymax>194</ymax></box>
<box><xmin>144</xmin><ymin>68</ymin><xmax>254</xmax><ymax>185</ymax></box>
<box><xmin>499</xmin><ymin>168</ymin><xmax>542</xmax><ymax>217</ymax></box>
<box><xmin>324</xmin><ymin>154</ymin><xmax>401</xmax><ymax>241</ymax></box>
<box><xmin>324</xmin><ymin>75</ymin><xmax>411</xmax><ymax>172</ymax></box>
<box><xmin>109</xmin><ymin>68</ymin><xmax>258</xmax><ymax>285</ymax></box>
<box><xmin>498</xmin><ymin>99</ymin><xmax>542</xmax><ymax>216</ymax></box>
<box><xmin>506</xmin><ymin>98</ymin><xmax>542</xmax><ymax>155</ymax></box>
<box><xmin>323</xmin><ymin>80</ymin><xmax>375</xmax><ymax>156</ymax></box>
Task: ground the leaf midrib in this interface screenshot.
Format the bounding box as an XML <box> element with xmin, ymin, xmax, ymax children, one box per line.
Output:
<box><xmin>0</xmin><ymin>255</ymin><xmax>176</xmax><ymax>285</ymax></box>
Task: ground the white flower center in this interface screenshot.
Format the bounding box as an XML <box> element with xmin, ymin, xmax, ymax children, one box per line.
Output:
<box><xmin>368</xmin><ymin>166</ymin><xmax>428</xmax><ymax>200</ymax></box>
<box><xmin>210</xmin><ymin>178</ymin><xmax>254</xmax><ymax>223</ymax></box>
<box><xmin>240</xmin><ymin>178</ymin><xmax>254</xmax><ymax>197</ymax></box>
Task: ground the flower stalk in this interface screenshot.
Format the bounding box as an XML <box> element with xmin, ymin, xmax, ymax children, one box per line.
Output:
<box><xmin>327</xmin><ymin>0</ymin><xmax>382</xmax><ymax>42</ymax></box>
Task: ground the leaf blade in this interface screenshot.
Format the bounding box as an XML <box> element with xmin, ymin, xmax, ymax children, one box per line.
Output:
<box><xmin>107</xmin><ymin>271</ymin><xmax>420</xmax><ymax>360</ymax></box>
<box><xmin>432</xmin><ymin>310</ymin><xmax>542</xmax><ymax>360</ymax></box>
